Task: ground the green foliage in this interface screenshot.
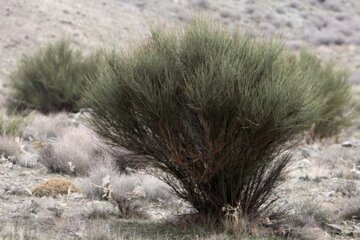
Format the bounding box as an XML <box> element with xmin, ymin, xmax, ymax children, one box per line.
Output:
<box><xmin>298</xmin><ymin>51</ymin><xmax>354</xmax><ymax>139</ymax></box>
<box><xmin>0</xmin><ymin>109</ymin><xmax>31</xmax><ymax>136</ymax></box>
<box><xmin>9</xmin><ymin>39</ymin><xmax>101</xmax><ymax>113</ymax></box>
<box><xmin>84</xmin><ymin>19</ymin><xmax>327</xmax><ymax>220</ymax></box>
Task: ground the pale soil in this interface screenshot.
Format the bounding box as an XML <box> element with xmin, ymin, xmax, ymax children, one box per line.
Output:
<box><xmin>0</xmin><ymin>0</ymin><xmax>360</xmax><ymax>239</ymax></box>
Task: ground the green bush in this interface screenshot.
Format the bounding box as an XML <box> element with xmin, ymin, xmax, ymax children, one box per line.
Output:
<box><xmin>298</xmin><ymin>51</ymin><xmax>355</xmax><ymax>139</ymax></box>
<box><xmin>0</xmin><ymin>109</ymin><xmax>31</xmax><ymax>136</ymax></box>
<box><xmin>84</xmin><ymin>19</ymin><xmax>326</xmax><ymax>221</ymax></box>
<box><xmin>9</xmin><ymin>39</ymin><xmax>100</xmax><ymax>113</ymax></box>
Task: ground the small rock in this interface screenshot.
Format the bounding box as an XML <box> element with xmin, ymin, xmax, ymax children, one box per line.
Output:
<box><xmin>341</xmin><ymin>141</ymin><xmax>352</xmax><ymax>147</ymax></box>
<box><xmin>324</xmin><ymin>223</ymin><xmax>343</xmax><ymax>234</ymax></box>
<box><xmin>349</xmin><ymin>231</ymin><xmax>360</xmax><ymax>238</ymax></box>
<box><xmin>5</xmin><ymin>187</ymin><xmax>32</xmax><ymax>196</ymax></box>
<box><xmin>301</xmin><ymin>149</ymin><xmax>311</xmax><ymax>158</ymax></box>
<box><xmin>132</xmin><ymin>186</ymin><xmax>146</xmax><ymax>198</ymax></box>
<box><xmin>48</xmin><ymin>206</ymin><xmax>64</xmax><ymax>218</ymax></box>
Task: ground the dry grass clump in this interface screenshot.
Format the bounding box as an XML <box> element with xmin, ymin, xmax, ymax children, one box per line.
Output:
<box><xmin>339</xmin><ymin>197</ymin><xmax>360</xmax><ymax>220</ymax></box>
<box><xmin>0</xmin><ymin>136</ymin><xmax>40</xmax><ymax>168</ymax></box>
<box><xmin>0</xmin><ymin>223</ymin><xmax>47</xmax><ymax>240</ymax></box>
<box><xmin>288</xmin><ymin>201</ymin><xmax>330</xmax><ymax>228</ymax></box>
<box><xmin>22</xmin><ymin>112</ymin><xmax>70</xmax><ymax>141</ymax></box>
<box><xmin>0</xmin><ymin>136</ymin><xmax>20</xmax><ymax>158</ymax></box>
<box><xmin>140</xmin><ymin>174</ymin><xmax>174</xmax><ymax>203</ymax></box>
<box><xmin>78</xmin><ymin>164</ymin><xmax>174</xmax><ymax>203</ymax></box>
<box><xmin>32</xmin><ymin>178</ymin><xmax>80</xmax><ymax>197</ymax></box>
<box><xmin>39</xmin><ymin>125</ymin><xmax>109</xmax><ymax>176</ymax></box>
<box><xmin>78</xmin><ymin>163</ymin><xmax>141</xmax><ymax>200</ymax></box>
<box><xmin>78</xmin><ymin>164</ymin><xmax>149</xmax><ymax>218</ymax></box>
<box><xmin>16</xmin><ymin>152</ymin><xmax>40</xmax><ymax>168</ymax></box>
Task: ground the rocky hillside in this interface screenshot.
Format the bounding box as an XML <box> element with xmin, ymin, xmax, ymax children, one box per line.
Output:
<box><xmin>1</xmin><ymin>0</ymin><xmax>360</xmax><ymax>82</ymax></box>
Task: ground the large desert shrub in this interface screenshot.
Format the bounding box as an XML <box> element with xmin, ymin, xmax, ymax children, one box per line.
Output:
<box><xmin>85</xmin><ymin>19</ymin><xmax>326</xmax><ymax>221</ymax></box>
<box><xmin>9</xmin><ymin>39</ymin><xmax>100</xmax><ymax>113</ymax></box>
<box><xmin>298</xmin><ymin>51</ymin><xmax>354</xmax><ymax>139</ymax></box>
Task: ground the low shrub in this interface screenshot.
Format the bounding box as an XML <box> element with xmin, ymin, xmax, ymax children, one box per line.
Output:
<box><xmin>9</xmin><ymin>39</ymin><xmax>101</xmax><ymax>113</ymax></box>
<box><xmin>0</xmin><ymin>136</ymin><xmax>20</xmax><ymax>158</ymax></box>
<box><xmin>340</xmin><ymin>197</ymin><xmax>360</xmax><ymax>220</ymax></box>
<box><xmin>32</xmin><ymin>178</ymin><xmax>80</xmax><ymax>197</ymax></box>
<box><xmin>298</xmin><ymin>51</ymin><xmax>355</xmax><ymax>139</ymax></box>
<box><xmin>39</xmin><ymin>126</ymin><xmax>109</xmax><ymax>176</ymax></box>
<box><xmin>22</xmin><ymin>112</ymin><xmax>70</xmax><ymax>141</ymax></box>
<box><xmin>0</xmin><ymin>109</ymin><xmax>30</xmax><ymax>136</ymax></box>
<box><xmin>85</xmin><ymin>18</ymin><xmax>327</xmax><ymax>221</ymax></box>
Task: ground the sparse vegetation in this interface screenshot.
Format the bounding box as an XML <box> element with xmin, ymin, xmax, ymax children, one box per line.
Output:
<box><xmin>85</xmin><ymin>18</ymin><xmax>329</xmax><ymax>223</ymax></box>
<box><xmin>9</xmin><ymin>38</ymin><xmax>101</xmax><ymax>113</ymax></box>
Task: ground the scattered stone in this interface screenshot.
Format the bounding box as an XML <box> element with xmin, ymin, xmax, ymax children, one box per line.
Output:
<box><xmin>335</xmin><ymin>182</ymin><xmax>357</xmax><ymax>197</ymax></box>
<box><xmin>349</xmin><ymin>231</ymin><xmax>360</xmax><ymax>238</ymax></box>
<box><xmin>17</xmin><ymin>199</ymin><xmax>40</xmax><ymax>215</ymax></box>
<box><xmin>324</xmin><ymin>223</ymin><xmax>343</xmax><ymax>234</ymax></box>
<box><xmin>301</xmin><ymin>149</ymin><xmax>311</xmax><ymax>158</ymax></box>
<box><xmin>48</xmin><ymin>205</ymin><xmax>64</xmax><ymax>218</ymax></box>
<box><xmin>341</xmin><ymin>141</ymin><xmax>353</xmax><ymax>147</ymax></box>
<box><xmin>5</xmin><ymin>186</ymin><xmax>32</xmax><ymax>196</ymax></box>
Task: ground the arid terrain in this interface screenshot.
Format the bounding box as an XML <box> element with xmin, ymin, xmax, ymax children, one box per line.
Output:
<box><xmin>0</xmin><ymin>0</ymin><xmax>360</xmax><ymax>239</ymax></box>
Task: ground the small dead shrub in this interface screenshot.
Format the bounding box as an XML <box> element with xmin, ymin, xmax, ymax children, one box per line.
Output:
<box><xmin>39</xmin><ymin>126</ymin><xmax>109</xmax><ymax>176</ymax></box>
<box><xmin>88</xmin><ymin>208</ymin><xmax>112</xmax><ymax>220</ymax></box>
<box><xmin>78</xmin><ymin>164</ymin><xmax>141</xmax><ymax>200</ymax></box>
<box><xmin>0</xmin><ymin>136</ymin><xmax>20</xmax><ymax>158</ymax></box>
<box><xmin>32</xmin><ymin>178</ymin><xmax>80</xmax><ymax>197</ymax></box>
<box><xmin>17</xmin><ymin>152</ymin><xmax>39</xmax><ymax>168</ymax></box>
<box><xmin>339</xmin><ymin>197</ymin><xmax>360</xmax><ymax>220</ymax></box>
<box><xmin>288</xmin><ymin>202</ymin><xmax>329</xmax><ymax>228</ymax></box>
<box><xmin>22</xmin><ymin>112</ymin><xmax>70</xmax><ymax>141</ymax></box>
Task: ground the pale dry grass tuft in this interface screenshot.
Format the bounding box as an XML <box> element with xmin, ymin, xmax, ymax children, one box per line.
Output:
<box><xmin>0</xmin><ymin>136</ymin><xmax>20</xmax><ymax>157</ymax></box>
<box><xmin>339</xmin><ymin>197</ymin><xmax>360</xmax><ymax>220</ymax></box>
<box><xmin>39</xmin><ymin>125</ymin><xmax>110</xmax><ymax>176</ymax></box>
<box><xmin>22</xmin><ymin>112</ymin><xmax>70</xmax><ymax>141</ymax></box>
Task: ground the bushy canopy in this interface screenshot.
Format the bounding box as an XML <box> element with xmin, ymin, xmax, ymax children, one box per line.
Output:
<box><xmin>85</xmin><ymin>19</ymin><xmax>328</xmax><ymax>220</ymax></box>
<box><xmin>298</xmin><ymin>51</ymin><xmax>354</xmax><ymax>139</ymax></box>
<box><xmin>10</xmin><ymin>39</ymin><xmax>100</xmax><ymax>113</ymax></box>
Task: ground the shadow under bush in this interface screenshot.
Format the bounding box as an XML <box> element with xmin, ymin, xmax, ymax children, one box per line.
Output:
<box><xmin>9</xmin><ymin>38</ymin><xmax>101</xmax><ymax>113</ymax></box>
<box><xmin>84</xmin><ymin>19</ymin><xmax>328</xmax><ymax>222</ymax></box>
